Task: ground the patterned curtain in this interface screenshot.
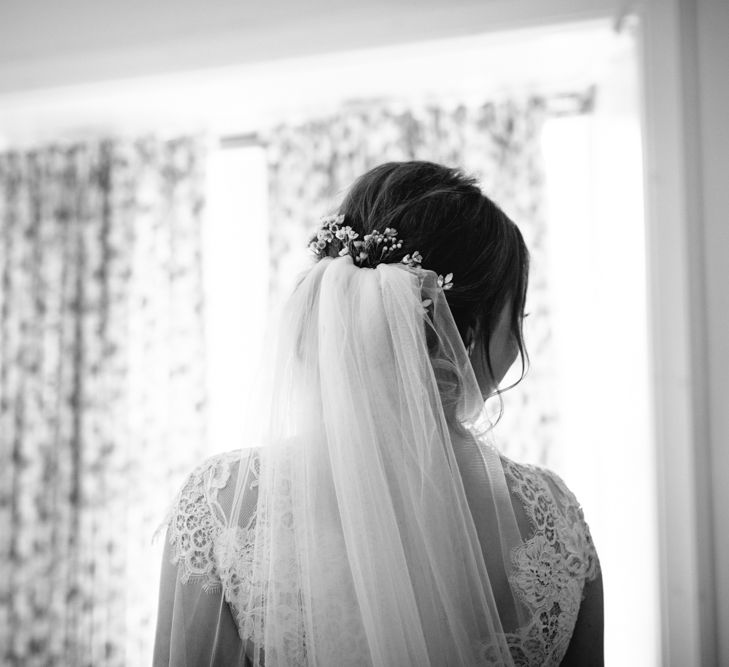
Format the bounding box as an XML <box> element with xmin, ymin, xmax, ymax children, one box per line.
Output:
<box><xmin>0</xmin><ymin>136</ymin><xmax>209</xmax><ymax>666</ymax></box>
<box><xmin>265</xmin><ymin>96</ymin><xmax>558</xmax><ymax>466</ymax></box>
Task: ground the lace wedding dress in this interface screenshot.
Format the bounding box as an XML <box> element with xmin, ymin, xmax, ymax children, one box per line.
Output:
<box><xmin>153</xmin><ymin>256</ymin><xmax>601</xmax><ymax>666</ymax></box>
<box><xmin>154</xmin><ymin>446</ymin><xmax>600</xmax><ymax>666</ymax></box>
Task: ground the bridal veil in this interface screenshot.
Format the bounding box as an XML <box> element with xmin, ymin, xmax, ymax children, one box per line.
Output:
<box><xmin>188</xmin><ymin>253</ymin><xmax>531</xmax><ymax>665</ymax></box>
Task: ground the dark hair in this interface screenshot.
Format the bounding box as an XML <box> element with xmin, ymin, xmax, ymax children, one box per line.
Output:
<box><xmin>319</xmin><ymin>160</ymin><xmax>530</xmax><ymax>420</ymax></box>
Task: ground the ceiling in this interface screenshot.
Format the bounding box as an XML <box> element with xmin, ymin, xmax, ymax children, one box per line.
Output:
<box><xmin>0</xmin><ymin>0</ymin><xmax>619</xmax><ymax>93</ymax></box>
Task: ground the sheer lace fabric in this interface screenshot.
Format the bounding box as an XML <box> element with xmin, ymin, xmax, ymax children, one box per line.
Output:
<box><xmin>157</xmin><ymin>447</ymin><xmax>600</xmax><ymax>667</ymax></box>
<box><xmin>154</xmin><ymin>256</ymin><xmax>601</xmax><ymax>666</ymax></box>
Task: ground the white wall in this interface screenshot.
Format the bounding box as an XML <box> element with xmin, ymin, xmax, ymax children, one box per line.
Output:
<box><xmin>0</xmin><ymin>0</ymin><xmax>620</xmax><ymax>93</ymax></box>
<box><xmin>638</xmin><ymin>0</ymin><xmax>728</xmax><ymax>664</ymax></box>
<box><xmin>694</xmin><ymin>0</ymin><xmax>729</xmax><ymax>663</ymax></box>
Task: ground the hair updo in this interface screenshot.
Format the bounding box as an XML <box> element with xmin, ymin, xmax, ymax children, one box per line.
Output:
<box><xmin>326</xmin><ymin>160</ymin><xmax>531</xmax><ymax>401</ymax></box>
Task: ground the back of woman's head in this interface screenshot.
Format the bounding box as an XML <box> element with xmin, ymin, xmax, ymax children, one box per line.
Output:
<box><xmin>328</xmin><ymin>160</ymin><xmax>530</xmax><ymax>397</ymax></box>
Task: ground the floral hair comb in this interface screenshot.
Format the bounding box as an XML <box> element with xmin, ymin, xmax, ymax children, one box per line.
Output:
<box><xmin>308</xmin><ymin>214</ymin><xmax>454</xmax><ymax>296</ymax></box>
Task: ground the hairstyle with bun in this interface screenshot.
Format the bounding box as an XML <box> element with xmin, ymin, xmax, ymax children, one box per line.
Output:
<box><xmin>311</xmin><ymin>160</ymin><xmax>531</xmax><ymax>424</ymax></box>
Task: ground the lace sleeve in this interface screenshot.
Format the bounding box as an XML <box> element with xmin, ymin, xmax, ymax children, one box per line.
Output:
<box><xmin>539</xmin><ymin>467</ymin><xmax>601</xmax><ymax>583</ymax></box>
<box><xmin>153</xmin><ymin>450</ymin><xmax>254</xmax><ymax>666</ymax></box>
<box><xmin>161</xmin><ymin>451</ymin><xmax>244</xmax><ymax>590</ymax></box>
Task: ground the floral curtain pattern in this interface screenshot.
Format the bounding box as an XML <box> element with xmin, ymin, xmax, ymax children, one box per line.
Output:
<box><xmin>0</xmin><ymin>136</ymin><xmax>208</xmax><ymax>666</ymax></box>
<box><xmin>264</xmin><ymin>96</ymin><xmax>559</xmax><ymax>467</ymax></box>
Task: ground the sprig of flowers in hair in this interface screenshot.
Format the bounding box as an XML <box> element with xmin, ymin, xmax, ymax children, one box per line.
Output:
<box><xmin>308</xmin><ymin>214</ymin><xmax>454</xmax><ymax>307</ymax></box>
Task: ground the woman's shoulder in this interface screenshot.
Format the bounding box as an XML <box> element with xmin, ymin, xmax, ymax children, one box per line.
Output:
<box><xmin>184</xmin><ymin>446</ymin><xmax>260</xmax><ymax>488</ymax></box>
<box><xmin>498</xmin><ymin>453</ymin><xmax>601</xmax><ymax>584</ymax></box>
<box><xmin>174</xmin><ymin>446</ymin><xmax>262</xmax><ymax>520</ymax></box>
<box><xmin>154</xmin><ymin>447</ymin><xmax>262</xmax><ymax>589</ymax></box>
<box><xmin>499</xmin><ymin>453</ymin><xmax>584</xmax><ymax>516</ymax></box>
<box><xmin>494</xmin><ymin>453</ymin><xmax>603</xmax><ymax>665</ymax></box>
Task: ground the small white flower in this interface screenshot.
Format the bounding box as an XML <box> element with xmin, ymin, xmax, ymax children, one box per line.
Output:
<box><xmin>401</xmin><ymin>251</ymin><xmax>423</xmax><ymax>267</ymax></box>
<box><xmin>320</xmin><ymin>213</ymin><xmax>344</xmax><ymax>228</ymax></box>
<box><xmin>335</xmin><ymin>225</ymin><xmax>358</xmax><ymax>241</ymax></box>
<box><xmin>437</xmin><ymin>272</ymin><xmax>454</xmax><ymax>290</ymax></box>
<box><xmin>338</xmin><ymin>247</ymin><xmax>349</xmax><ymax>257</ymax></box>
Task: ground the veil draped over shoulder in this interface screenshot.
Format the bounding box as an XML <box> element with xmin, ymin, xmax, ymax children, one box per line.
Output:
<box><xmin>211</xmin><ymin>254</ymin><xmax>531</xmax><ymax>666</ymax></box>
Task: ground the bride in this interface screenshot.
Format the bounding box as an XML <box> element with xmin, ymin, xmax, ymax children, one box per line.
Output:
<box><xmin>153</xmin><ymin>161</ymin><xmax>603</xmax><ymax>666</ymax></box>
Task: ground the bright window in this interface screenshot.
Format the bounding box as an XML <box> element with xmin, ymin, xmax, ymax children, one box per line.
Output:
<box><xmin>202</xmin><ymin>144</ymin><xmax>270</xmax><ymax>456</ymax></box>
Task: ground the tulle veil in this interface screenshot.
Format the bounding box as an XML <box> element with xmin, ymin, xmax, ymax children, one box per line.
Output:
<box><xmin>216</xmin><ymin>253</ymin><xmax>531</xmax><ymax>666</ymax></box>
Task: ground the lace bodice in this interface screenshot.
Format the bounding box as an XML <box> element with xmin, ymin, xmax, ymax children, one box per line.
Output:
<box><xmin>498</xmin><ymin>456</ymin><xmax>600</xmax><ymax>665</ymax></box>
<box><xmin>161</xmin><ymin>448</ymin><xmax>600</xmax><ymax>666</ymax></box>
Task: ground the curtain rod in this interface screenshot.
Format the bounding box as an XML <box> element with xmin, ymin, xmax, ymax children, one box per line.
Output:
<box><xmin>219</xmin><ymin>85</ymin><xmax>596</xmax><ymax>149</ymax></box>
